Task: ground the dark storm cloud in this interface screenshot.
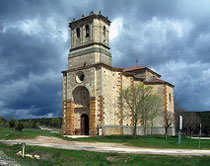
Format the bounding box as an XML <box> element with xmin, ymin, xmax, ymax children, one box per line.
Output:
<box><xmin>0</xmin><ymin>0</ymin><xmax>72</xmax><ymax>119</ymax></box>
<box><xmin>0</xmin><ymin>0</ymin><xmax>209</xmax><ymax>119</ymax></box>
<box><xmin>0</xmin><ymin>26</ymin><xmax>65</xmax><ymax>119</ymax></box>
<box><xmin>102</xmin><ymin>0</ymin><xmax>210</xmax><ymax>110</ymax></box>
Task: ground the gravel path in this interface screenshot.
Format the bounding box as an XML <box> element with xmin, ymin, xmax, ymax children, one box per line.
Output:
<box><xmin>1</xmin><ymin>136</ymin><xmax>210</xmax><ymax>156</ymax></box>
<box><xmin>0</xmin><ymin>151</ymin><xmax>20</xmax><ymax>166</ymax></box>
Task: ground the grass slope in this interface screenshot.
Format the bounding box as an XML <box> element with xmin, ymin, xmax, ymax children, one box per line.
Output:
<box><xmin>0</xmin><ymin>128</ymin><xmax>60</xmax><ymax>140</ymax></box>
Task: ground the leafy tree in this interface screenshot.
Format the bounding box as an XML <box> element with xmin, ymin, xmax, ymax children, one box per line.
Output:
<box><xmin>23</xmin><ymin>121</ymin><xmax>31</xmax><ymax>128</ymax></box>
<box><xmin>0</xmin><ymin>116</ymin><xmax>5</xmax><ymax>127</ymax></box>
<box><xmin>8</xmin><ymin>115</ymin><xmax>15</xmax><ymax>128</ymax></box>
<box><xmin>0</xmin><ymin>116</ymin><xmax>5</xmax><ymax>122</ymax></box>
<box><xmin>35</xmin><ymin>122</ymin><xmax>41</xmax><ymax>129</ymax></box>
<box><xmin>14</xmin><ymin>120</ymin><xmax>19</xmax><ymax>128</ymax></box>
<box><xmin>0</xmin><ymin>120</ymin><xmax>4</xmax><ymax>127</ymax></box>
<box><xmin>4</xmin><ymin>121</ymin><xmax>10</xmax><ymax>128</ymax></box>
<box><xmin>121</xmin><ymin>83</ymin><xmax>161</xmax><ymax>138</ymax></box>
<box><xmin>15</xmin><ymin>121</ymin><xmax>24</xmax><ymax>131</ymax></box>
<box><xmin>50</xmin><ymin>118</ymin><xmax>61</xmax><ymax>128</ymax></box>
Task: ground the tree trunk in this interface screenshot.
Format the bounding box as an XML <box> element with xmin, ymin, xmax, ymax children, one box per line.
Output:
<box><xmin>143</xmin><ymin>120</ymin><xmax>147</xmax><ymax>137</ymax></box>
<box><xmin>165</xmin><ymin>127</ymin><xmax>168</xmax><ymax>140</ymax></box>
<box><xmin>151</xmin><ymin>121</ymin><xmax>153</xmax><ymax>136</ymax></box>
<box><xmin>134</xmin><ymin>120</ymin><xmax>137</xmax><ymax>139</ymax></box>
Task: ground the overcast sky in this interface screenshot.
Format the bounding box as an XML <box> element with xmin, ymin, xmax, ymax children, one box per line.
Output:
<box><xmin>0</xmin><ymin>0</ymin><xmax>210</xmax><ymax>119</ymax></box>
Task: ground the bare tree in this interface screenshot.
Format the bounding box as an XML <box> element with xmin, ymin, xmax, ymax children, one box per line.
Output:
<box><xmin>141</xmin><ymin>94</ymin><xmax>162</xmax><ymax>136</ymax></box>
<box><xmin>163</xmin><ymin>110</ymin><xmax>174</xmax><ymax>139</ymax></box>
<box><xmin>147</xmin><ymin>96</ymin><xmax>162</xmax><ymax>135</ymax></box>
<box><xmin>121</xmin><ymin>83</ymin><xmax>161</xmax><ymax>138</ymax></box>
<box><xmin>174</xmin><ymin>100</ymin><xmax>186</xmax><ymax>133</ymax></box>
<box><xmin>185</xmin><ymin>112</ymin><xmax>201</xmax><ymax>138</ymax></box>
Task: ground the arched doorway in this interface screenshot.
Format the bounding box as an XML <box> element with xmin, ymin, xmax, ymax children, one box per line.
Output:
<box><xmin>72</xmin><ymin>86</ymin><xmax>90</xmax><ymax>135</ymax></box>
<box><xmin>81</xmin><ymin>114</ymin><xmax>89</xmax><ymax>135</ymax></box>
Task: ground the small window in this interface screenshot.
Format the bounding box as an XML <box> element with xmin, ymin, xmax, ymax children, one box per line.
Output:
<box><xmin>103</xmin><ymin>26</ymin><xmax>106</xmax><ymax>36</ymax></box>
<box><xmin>85</xmin><ymin>25</ymin><xmax>89</xmax><ymax>37</ymax></box>
<box><xmin>169</xmin><ymin>93</ymin><xmax>172</xmax><ymax>103</ymax></box>
<box><xmin>76</xmin><ymin>71</ymin><xmax>85</xmax><ymax>83</ymax></box>
<box><xmin>76</xmin><ymin>28</ymin><xmax>80</xmax><ymax>38</ymax></box>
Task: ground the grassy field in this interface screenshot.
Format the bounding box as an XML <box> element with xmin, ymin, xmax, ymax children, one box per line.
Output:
<box><xmin>65</xmin><ymin>135</ymin><xmax>210</xmax><ymax>150</ymax></box>
<box><xmin>0</xmin><ymin>143</ymin><xmax>210</xmax><ymax>166</ymax></box>
<box><xmin>1</xmin><ymin>128</ymin><xmax>210</xmax><ymax>150</ymax></box>
<box><xmin>0</xmin><ymin>128</ymin><xmax>60</xmax><ymax>140</ymax></box>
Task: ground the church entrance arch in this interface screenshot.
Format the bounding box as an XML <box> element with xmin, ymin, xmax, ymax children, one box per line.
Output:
<box><xmin>72</xmin><ymin>86</ymin><xmax>90</xmax><ymax>135</ymax></box>
<box><xmin>81</xmin><ymin>114</ymin><xmax>89</xmax><ymax>135</ymax></box>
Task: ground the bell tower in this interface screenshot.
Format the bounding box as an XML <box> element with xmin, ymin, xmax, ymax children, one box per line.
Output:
<box><xmin>68</xmin><ymin>11</ymin><xmax>112</xmax><ymax>69</ymax></box>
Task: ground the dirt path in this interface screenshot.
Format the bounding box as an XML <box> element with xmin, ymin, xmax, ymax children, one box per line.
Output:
<box><xmin>1</xmin><ymin>136</ymin><xmax>210</xmax><ymax>156</ymax></box>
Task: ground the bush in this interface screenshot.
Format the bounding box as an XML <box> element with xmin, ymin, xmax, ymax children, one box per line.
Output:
<box><xmin>0</xmin><ymin>120</ymin><xmax>4</xmax><ymax>127</ymax></box>
<box><xmin>4</xmin><ymin>121</ymin><xmax>10</xmax><ymax>128</ymax></box>
<box><xmin>8</xmin><ymin>115</ymin><xmax>15</xmax><ymax>128</ymax></box>
<box><xmin>50</xmin><ymin>118</ymin><xmax>61</xmax><ymax>128</ymax></box>
<box><xmin>15</xmin><ymin>121</ymin><xmax>24</xmax><ymax>132</ymax></box>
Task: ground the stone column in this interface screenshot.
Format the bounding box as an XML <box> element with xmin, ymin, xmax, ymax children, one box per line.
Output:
<box><xmin>89</xmin><ymin>97</ymin><xmax>97</xmax><ymax>136</ymax></box>
<box><xmin>66</xmin><ymin>99</ymin><xmax>75</xmax><ymax>135</ymax></box>
<box><xmin>62</xmin><ymin>101</ymin><xmax>67</xmax><ymax>135</ymax></box>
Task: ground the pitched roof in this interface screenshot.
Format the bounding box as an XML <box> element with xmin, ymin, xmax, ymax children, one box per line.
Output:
<box><xmin>149</xmin><ymin>78</ymin><xmax>165</xmax><ymax>83</ymax></box>
<box><xmin>123</xmin><ymin>66</ymin><xmax>161</xmax><ymax>77</ymax></box>
<box><xmin>123</xmin><ymin>66</ymin><xmax>146</xmax><ymax>72</ymax></box>
<box><xmin>145</xmin><ymin>78</ymin><xmax>174</xmax><ymax>87</ymax></box>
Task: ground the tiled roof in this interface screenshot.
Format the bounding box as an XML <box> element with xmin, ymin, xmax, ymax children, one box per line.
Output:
<box><xmin>123</xmin><ymin>66</ymin><xmax>146</xmax><ymax>72</ymax></box>
<box><xmin>149</xmin><ymin>78</ymin><xmax>165</xmax><ymax>83</ymax></box>
<box><xmin>145</xmin><ymin>78</ymin><xmax>174</xmax><ymax>87</ymax></box>
<box><xmin>123</xmin><ymin>66</ymin><xmax>161</xmax><ymax>77</ymax></box>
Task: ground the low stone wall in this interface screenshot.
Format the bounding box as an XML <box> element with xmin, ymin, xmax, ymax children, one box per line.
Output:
<box><xmin>101</xmin><ymin>125</ymin><xmax>175</xmax><ymax>136</ymax></box>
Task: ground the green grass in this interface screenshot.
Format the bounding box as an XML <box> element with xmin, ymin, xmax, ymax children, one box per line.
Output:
<box><xmin>0</xmin><ymin>143</ymin><xmax>210</xmax><ymax>166</ymax></box>
<box><xmin>62</xmin><ymin>135</ymin><xmax>210</xmax><ymax>150</ymax></box>
<box><xmin>0</xmin><ymin>128</ymin><xmax>60</xmax><ymax>140</ymax></box>
<box><xmin>1</xmin><ymin>128</ymin><xmax>210</xmax><ymax>150</ymax></box>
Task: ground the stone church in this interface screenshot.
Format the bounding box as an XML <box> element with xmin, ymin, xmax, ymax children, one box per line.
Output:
<box><xmin>62</xmin><ymin>11</ymin><xmax>175</xmax><ymax>136</ymax></box>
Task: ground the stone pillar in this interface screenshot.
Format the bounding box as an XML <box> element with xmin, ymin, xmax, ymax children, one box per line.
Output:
<box><xmin>118</xmin><ymin>72</ymin><xmax>123</xmax><ymax>135</ymax></box>
<box><xmin>65</xmin><ymin>99</ymin><xmax>75</xmax><ymax>135</ymax></box>
<box><xmin>89</xmin><ymin>97</ymin><xmax>97</xmax><ymax>136</ymax></box>
<box><xmin>62</xmin><ymin>101</ymin><xmax>67</xmax><ymax>135</ymax></box>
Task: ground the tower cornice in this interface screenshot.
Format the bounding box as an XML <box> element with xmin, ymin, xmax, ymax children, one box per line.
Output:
<box><xmin>69</xmin><ymin>14</ymin><xmax>111</xmax><ymax>29</ymax></box>
<box><xmin>70</xmin><ymin>42</ymin><xmax>110</xmax><ymax>52</ymax></box>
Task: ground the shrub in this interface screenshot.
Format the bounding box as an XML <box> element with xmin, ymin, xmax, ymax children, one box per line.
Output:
<box><xmin>15</xmin><ymin>121</ymin><xmax>24</xmax><ymax>132</ymax></box>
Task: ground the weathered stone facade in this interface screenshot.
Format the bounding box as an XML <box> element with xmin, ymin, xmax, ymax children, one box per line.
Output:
<box><xmin>62</xmin><ymin>12</ymin><xmax>175</xmax><ymax>136</ymax></box>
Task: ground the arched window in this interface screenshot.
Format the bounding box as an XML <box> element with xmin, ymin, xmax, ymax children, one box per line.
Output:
<box><xmin>76</xmin><ymin>28</ymin><xmax>80</xmax><ymax>38</ymax></box>
<box><xmin>169</xmin><ymin>93</ymin><xmax>172</xmax><ymax>103</ymax></box>
<box><xmin>103</xmin><ymin>26</ymin><xmax>106</xmax><ymax>36</ymax></box>
<box><xmin>85</xmin><ymin>25</ymin><xmax>89</xmax><ymax>37</ymax></box>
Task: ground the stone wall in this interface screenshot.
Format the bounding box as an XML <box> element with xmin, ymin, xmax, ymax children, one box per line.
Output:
<box><xmin>68</xmin><ymin>46</ymin><xmax>111</xmax><ymax>69</ymax></box>
<box><xmin>70</xmin><ymin>15</ymin><xmax>110</xmax><ymax>50</ymax></box>
<box><xmin>66</xmin><ymin>67</ymin><xmax>96</xmax><ymax>100</ymax></box>
<box><xmin>147</xmin><ymin>84</ymin><xmax>165</xmax><ymax>127</ymax></box>
<box><xmin>100</xmin><ymin>67</ymin><xmax>121</xmax><ymax>126</ymax></box>
<box><xmin>145</xmin><ymin>70</ymin><xmax>160</xmax><ymax>81</ymax></box>
<box><xmin>121</xmin><ymin>75</ymin><xmax>133</xmax><ymax>126</ymax></box>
